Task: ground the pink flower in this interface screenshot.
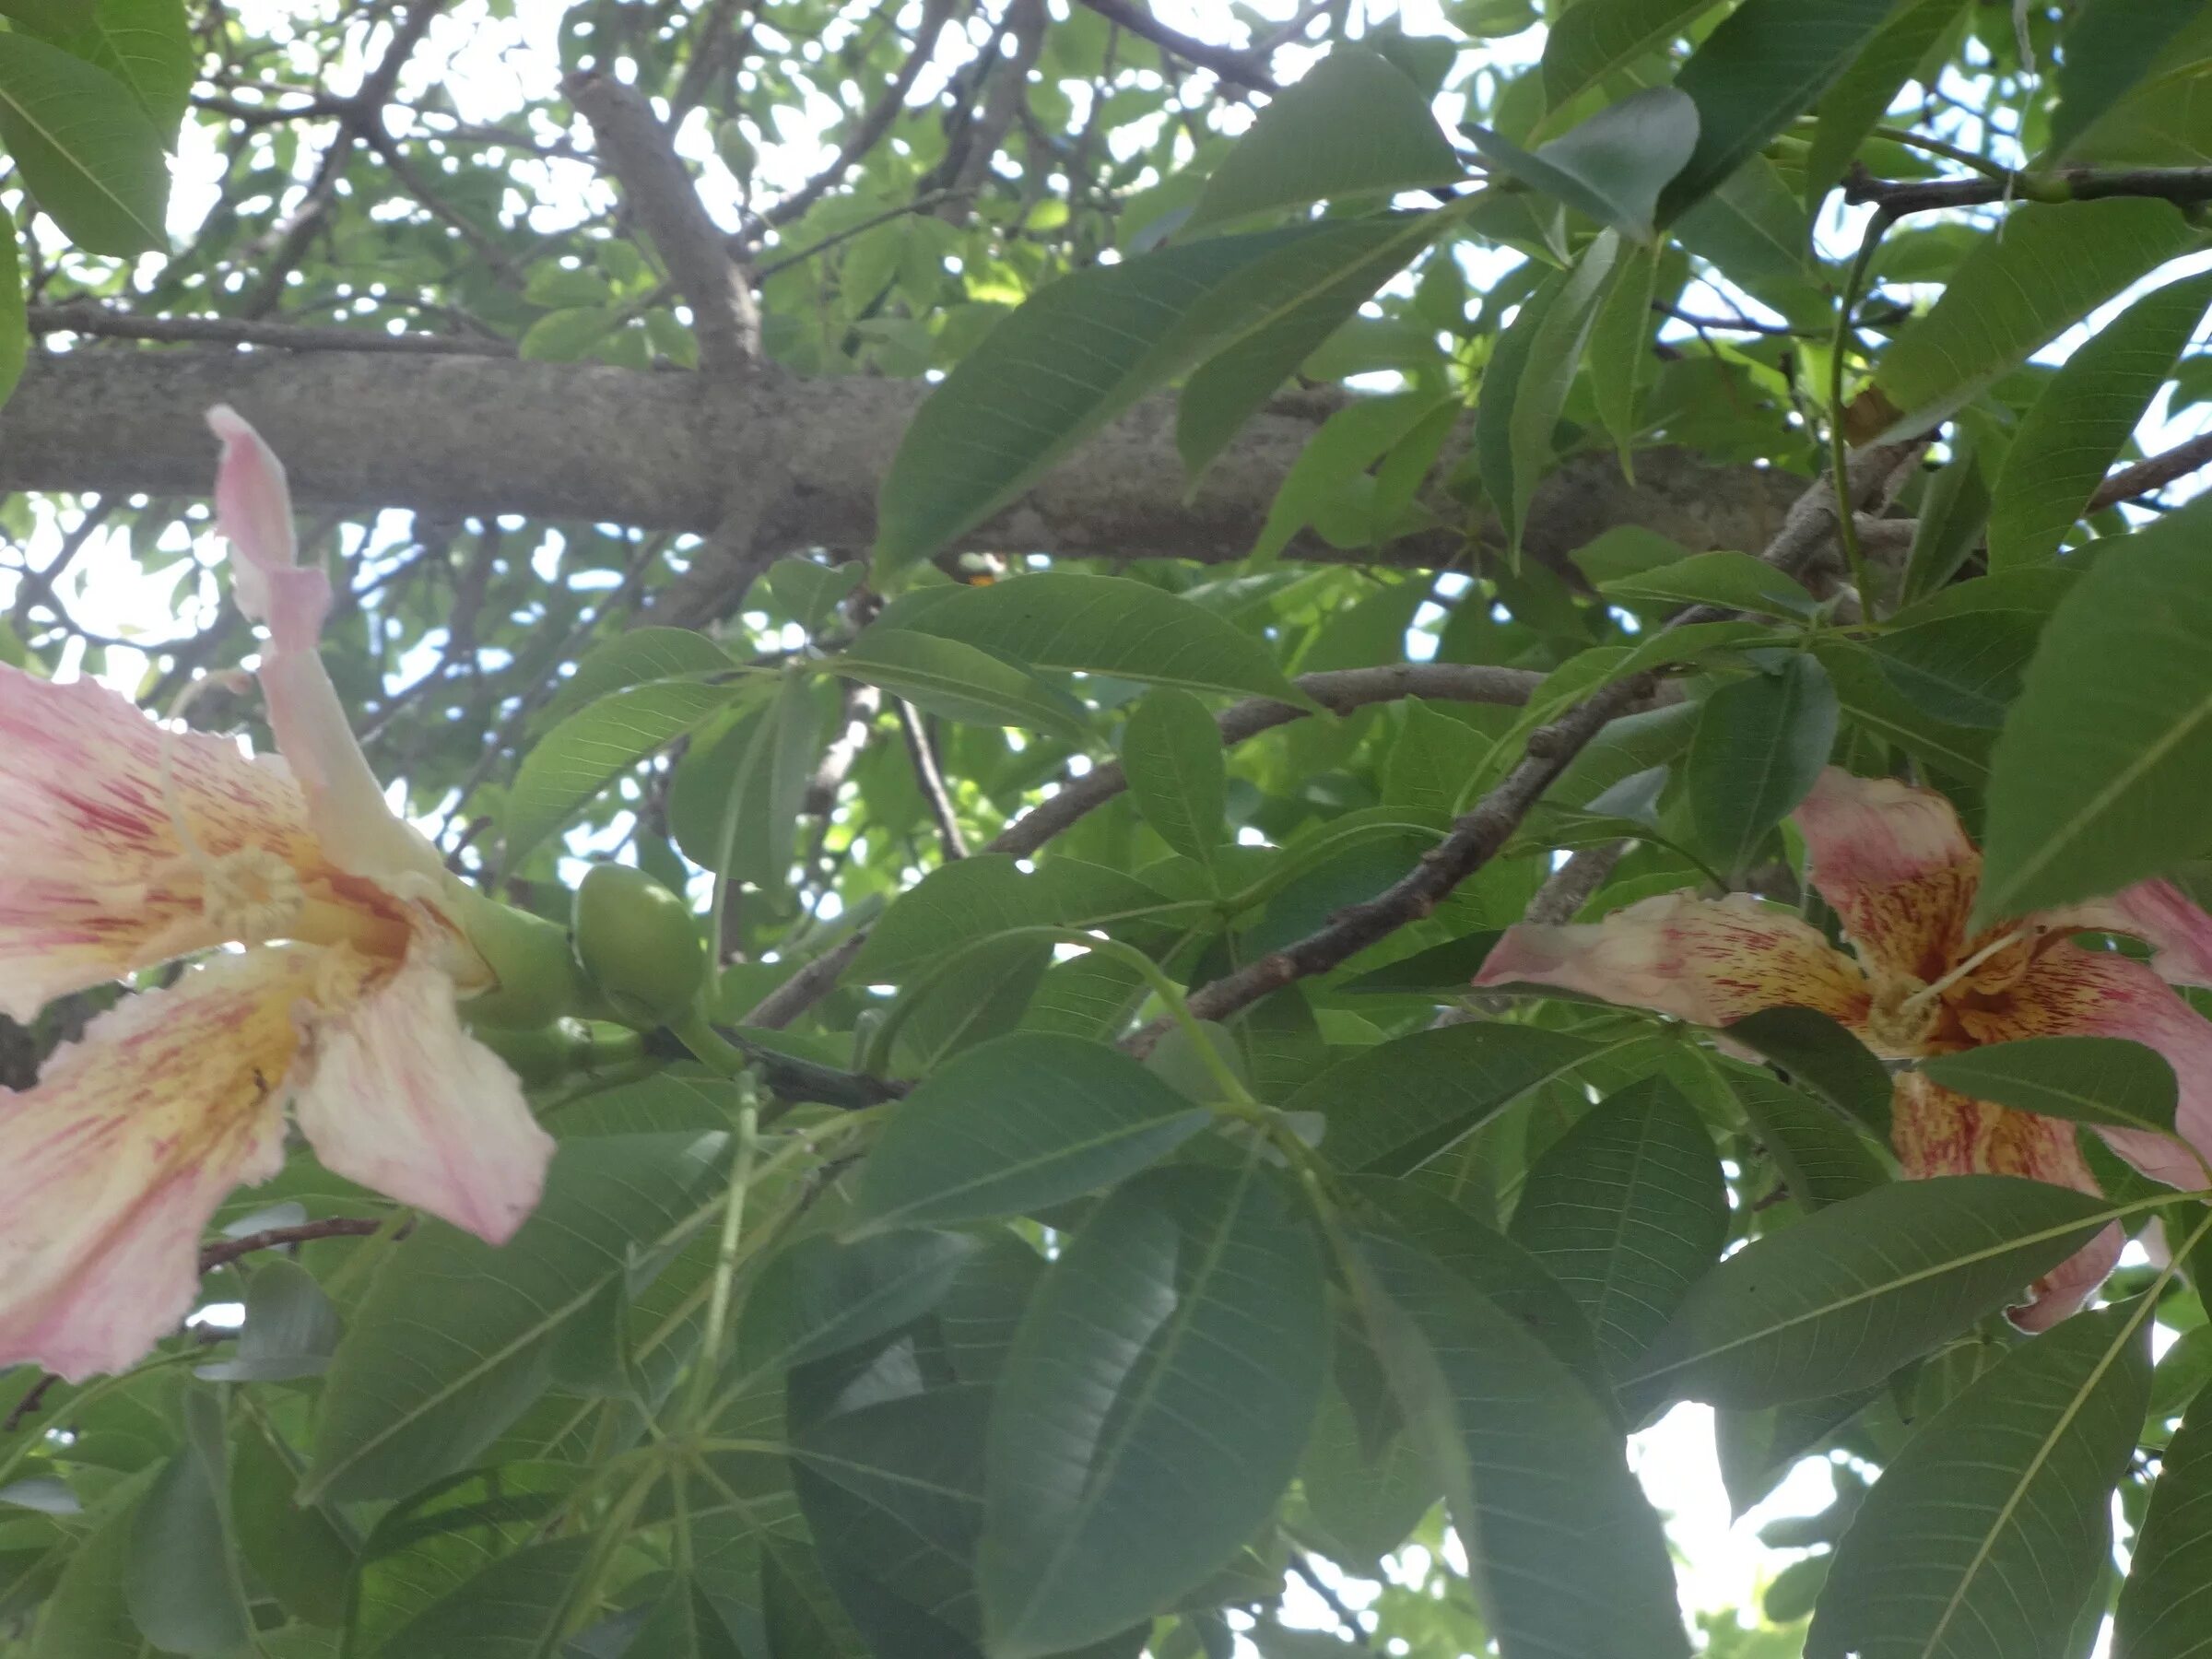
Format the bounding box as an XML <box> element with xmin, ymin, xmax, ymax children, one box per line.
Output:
<box><xmin>1475</xmin><ymin>767</ymin><xmax>2212</xmax><ymax>1331</ymax></box>
<box><xmin>0</xmin><ymin>406</ymin><xmax>554</xmax><ymax>1380</ymax></box>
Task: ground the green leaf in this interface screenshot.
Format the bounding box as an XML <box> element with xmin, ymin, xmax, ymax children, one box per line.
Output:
<box><xmin>761</xmin><ymin>557</ymin><xmax>863</xmax><ymax>631</ymax></box>
<box><xmin>194</xmin><ymin>1258</ymin><xmax>340</xmax><ymax>1382</ymax></box>
<box><xmin>34</xmin><ymin>0</ymin><xmax>194</xmax><ymax>143</ymax></box>
<box><xmin>845</xmin><ymin>1031</ymin><xmax>1210</xmax><ymax>1236</ymax></box>
<box><xmin>1806</xmin><ymin>1306</ymin><xmax>2151</xmax><ymax>1659</ymax></box>
<box><xmin>1657</xmin><ymin>0</ymin><xmax>1893</xmax><ymax>221</ymax></box>
<box><xmin>739</xmin><ymin>1230</ymin><xmax>978</xmax><ymax>1382</ymax></box>
<box><xmin>124</xmin><ymin>1392</ymin><xmax>250</xmax><ymax>1657</ymax></box>
<box><xmin>1871</xmin><ymin>569</ymin><xmax>2067</xmax><ymax>728</ymax></box>
<box><xmin>1626</xmin><ymin>1176</ymin><xmax>2116</xmax><ymax>1410</ymax></box>
<box><xmin>376</xmin><ymin>1536</ymin><xmax>593</xmax><ymax>1659</ymax></box>
<box><xmin>1338</xmin><ymin>930</ymin><xmax>1504</xmax><ymax>994</ymax></box>
<box><xmin>1975</xmin><ymin>500</ymin><xmax>2212</xmax><ymax>922</ymax></box>
<box><xmin>0</xmin><ymin>33</ymin><xmax>167</xmax><ymax>253</ymax></box>
<box><xmin>1988</xmin><ymin>270</ymin><xmax>2212</xmax><ymax>571</ymax></box>
<box><xmin>1866</xmin><ymin>198</ymin><xmax>2198</xmax><ymax>442</ymax></box>
<box><xmin>1920</xmin><ymin>1037</ymin><xmax>2179</xmax><ymax>1137</ymax></box>
<box><xmin>229</xmin><ymin>1419</ymin><xmax>353</xmax><ymax>1629</ymax></box>
<box><xmin>1727</xmin><ymin>1068</ymin><xmax>1889</xmax><ymax>1208</ymax></box>
<box><xmin>1475</xmin><ymin>231</ymin><xmax>1619</xmax><ymax>562</ymax></box>
<box><xmin>2048</xmin><ymin>0</ymin><xmax>2207</xmax><ymax>159</ymax></box>
<box><xmin>1351</xmin><ymin>1229</ymin><xmax>1689</xmax><ymax>1659</ymax></box>
<box><xmin>1121</xmin><ymin>688</ymin><xmax>1225</xmax><ymax>864</ymax></box>
<box><xmin>1288</xmin><ymin>1023</ymin><xmax>1611</xmax><ymax>1175</ymax></box>
<box><xmin>1898</xmin><ymin>429</ymin><xmax>2000</xmax><ymax>605</ymax></box>
<box><xmin>1600</xmin><ymin>549</ymin><xmax>1820</xmax><ymax>618</ymax></box>
<box><xmin>1589</xmin><ymin>241</ymin><xmax>1661</xmax><ymax>476</ymax></box>
<box><xmin>0</xmin><ymin>206</ymin><xmax>26</xmax><ymax>416</ymax></box>
<box><xmin>29</xmin><ymin>1465</ymin><xmax>159</xmax><ymax>1659</ymax></box>
<box><xmin>1540</xmin><ymin>0</ymin><xmax>1724</xmax><ymax>113</ymax></box>
<box><xmin>1510</xmin><ymin>1076</ymin><xmax>1729</xmax><ymax>1384</ymax></box>
<box><xmin>1252</xmin><ymin>390</ymin><xmax>1453</xmax><ymax>565</ymax></box>
<box><xmin>1816</xmin><ymin>635</ymin><xmax>1996</xmax><ymax>782</ymax></box>
<box><xmin>1464</xmin><ymin>88</ymin><xmax>1699</xmax><ymax>241</ymax></box>
<box><xmin>1687</xmin><ymin>655</ymin><xmax>1840</xmax><ymax>878</ymax></box>
<box><xmin>979</xmin><ymin>1164</ymin><xmax>1327</xmax><ymax>1658</ymax></box>
<box><xmin>873</xmin><ymin>220</ymin><xmax>1440</xmax><ymax>576</ymax></box>
<box><xmin>831</xmin><ymin>629</ymin><xmax>1088</xmax><ymax>741</ymax></box>
<box><xmin>1184</xmin><ymin>45</ymin><xmax>1461</xmax><ymax>231</ymax></box>
<box><xmin>1671</xmin><ymin>157</ymin><xmax>1828</xmax><ymax>324</ymax></box>
<box><xmin>2113</xmin><ymin>1371</ymin><xmax>2212</xmax><ymax>1658</ymax></box>
<box><xmin>518</xmin><ymin>306</ymin><xmax>618</xmax><ymax>362</ymax></box>
<box><xmin>505</xmin><ymin>677</ymin><xmax>746</xmax><ymax>865</ymax></box>
<box><xmin>852</xmin><ymin>854</ymin><xmax>1206</xmax><ymax>982</ymax></box>
<box><xmin>874</xmin><ymin>573</ymin><xmax>1308</xmax><ymax>704</ymax></box>
<box><xmin>304</xmin><ymin>1133</ymin><xmax>731</xmax><ymax>1502</ymax></box>
<box><xmin>676</xmin><ymin>673</ymin><xmax>822</xmax><ymax>888</ymax></box>
<box><xmin>629</xmin><ymin>1578</ymin><xmax>747</xmax><ymax>1659</ymax></box>
<box><xmin>538</xmin><ymin>626</ymin><xmax>738</xmax><ymax>724</ymax></box>
<box><xmin>1723</xmin><ymin>1006</ymin><xmax>1894</xmax><ymax>1137</ymax></box>
<box><xmin>1802</xmin><ymin>0</ymin><xmax>1968</xmax><ymax>204</ymax></box>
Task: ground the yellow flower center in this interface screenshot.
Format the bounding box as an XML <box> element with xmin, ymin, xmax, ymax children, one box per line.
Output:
<box><xmin>200</xmin><ymin>848</ymin><xmax>304</xmax><ymax>944</ymax></box>
<box><xmin>1865</xmin><ymin>970</ymin><xmax>1942</xmax><ymax>1052</ymax></box>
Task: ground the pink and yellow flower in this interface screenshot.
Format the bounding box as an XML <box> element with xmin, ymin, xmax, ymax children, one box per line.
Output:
<box><xmin>1474</xmin><ymin>767</ymin><xmax>2212</xmax><ymax>1330</ymax></box>
<box><xmin>0</xmin><ymin>406</ymin><xmax>556</xmax><ymax>1380</ymax></box>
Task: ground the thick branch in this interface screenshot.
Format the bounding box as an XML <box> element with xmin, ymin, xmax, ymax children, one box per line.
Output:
<box><xmin>2088</xmin><ymin>430</ymin><xmax>2212</xmax><ymax>512</ymax></box>
<box><xmin>988</xmin><ymin>662</ymin><xmax>1545</xmax><ymax>857</ymax></box>
<box><xmin>569</xmin><ymin>73</ymin><xmax>759</xmax><ymax>375</ymax></box>
<box><xmin>0</xmin><ymin>350</ymin><xmax>1806</xmax><ymax>587</ymax></box>
<box><xmin>27</xmin><ymin>302</ymin><xmax>513</xmax><ymax>356</ymax></box>
<box><xmin>1073</xmin><ymin>0</ymin><xmax>1276</xmax><ymax>89</ymax></box>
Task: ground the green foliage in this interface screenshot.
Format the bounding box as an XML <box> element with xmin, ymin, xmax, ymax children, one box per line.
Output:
<box><xmin>22</xmin><ymin>4</ymin><xmax>2212</xmax><ymax>1656</ymax></box>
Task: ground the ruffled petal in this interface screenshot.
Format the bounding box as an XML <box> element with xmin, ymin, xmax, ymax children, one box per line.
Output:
<box><xmin>2046</xmin><ymin>878</ymin><xmax>2212</xmax><ymax>990</ymax></box>
<box><xmin>1889</xmin><ymin>1071</ymin><xmax>2122</xmax><ymax>1332</ymax></box>
<box><xmin>1792</xmin><ymin>768</ymin><xmax>1978</xmax><ymax>983</ymax></box>
<box><xmin>0</xmin><ymin>665</ymin><xmax>319</xmax><ymax>1021</ymax></box>
<box><xmin>1947</xmin><ymin>942</ymin><xmax>2212</xmax><ymax>1191</ymax></box>
<box><xmin>206</xmin><ymin>406</ymin><xmax>448</xmax><ymax>889</ymax></box>
<box><xmin>1472</xmin><ymin>890</ymin><xmax>1869</xmax><ymax>1030</ymax></box>
<box><xmin>292</xmin><ymin>953</ymin><xmax>552</xmax><ymax>1244</ymax></box>
<box><xmin>0</xmin><ymin>949</ymin><xmax>307</xmax><ymax>1379</ymax></box>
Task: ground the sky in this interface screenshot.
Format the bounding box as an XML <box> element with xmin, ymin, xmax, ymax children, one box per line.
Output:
<box><xmin>7</xmin><ymin>1</ymin><xmax>2204</xmax><ymax>1650</ymax></box>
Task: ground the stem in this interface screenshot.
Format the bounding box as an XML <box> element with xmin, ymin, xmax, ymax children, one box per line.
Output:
<box><xmin>685</xmin><ymin>1095</ymin><xmax>760</xmax><ymax>1425</ymax></box>
<box><xmin>1868</xmin><ymin>125</ymin><xmax>2012</xmax><ymax>180</ymax></box>
<box><xmin>1828</xmin><ymin>206</ymin><xmax>1897</xmax><ymax>621</ymax></box>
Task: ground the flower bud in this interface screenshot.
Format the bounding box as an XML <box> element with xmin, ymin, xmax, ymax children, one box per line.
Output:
<box><xmin>571</xmin><ymin>863</ymin><xmax>709</xmax><ymax>1027</ymax></box>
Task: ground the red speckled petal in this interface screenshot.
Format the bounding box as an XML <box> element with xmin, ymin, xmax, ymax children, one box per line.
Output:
<box><xmin>1473</xmin><ymin>889</ymin><xmax>1870</xmax><ymax>1030</ymax></box>
<box><xmin>0</xmin><ymin>948</ymin><xmax>306</xmax><ymax>1379</ymax></box>
<box><xmin>2047</xmin><ymin>877</ymin><xmax>2212</xmax><ymax>990</ymax></box>
<box><xmin>1792</xmin><ymin>767</ymin><xmax>1980</xmax><ymax>984</ymax></box>
<box><xmin>0</xmin><ymin>665</ymin><xmax>319</xmax><ymax>1020</ymax></box>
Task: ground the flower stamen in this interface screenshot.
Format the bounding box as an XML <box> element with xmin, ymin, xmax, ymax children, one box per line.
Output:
<box><xmin>1901</xmin><ymin>925</ymin><xmax>2042</xmax><ymax>1013</ymax></box>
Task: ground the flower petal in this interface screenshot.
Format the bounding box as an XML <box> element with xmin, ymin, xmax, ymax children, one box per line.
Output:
<box><xmin>292</xmin><ymin>953</ymin><xmax>552</xmax><ymax>1244</ymax></box>
<box><xmin>2047</xmin><ymin>877</ymin><xmax>2212</xmax><ymax>989</ymax></box>
<box><xmin>1889</xmin><ymin>1071</ymin><xmax>2121</xmax><ymax>1332</ymax></box>
<box><xmin>1473</xmin><ymin>890</ymin><xmax>1869</xmax><ymax>1030</ymax></box>
<box><xmin>206</xmin><ymin>406</ymin><xmax>447</xmax><ymax>888</ymax></box>
<box><xmin>1792</xmin><ymin>767</ymin><xmax>1978</xmax><ymax>983</ymax></box>
<box><xmin>0</xmin><ymin>949</ymin><xmax>307</xmax><ymax>1379</ymax></box>
<box><xmin>0</xmin><ymin>665</ymin><xmax>319</xmax><ymax>1021</ymax></box>
<box><xmin>1947</xmin><ymin>942</ymin><xmax>2212</xmax><ymax>1191</ymax></box>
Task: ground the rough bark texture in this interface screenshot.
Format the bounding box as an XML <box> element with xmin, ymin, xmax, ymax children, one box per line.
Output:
<box><xmin>0</xmin><ymin>349</ymin><xmax>1809</xmax><ymax>598</ymax></box>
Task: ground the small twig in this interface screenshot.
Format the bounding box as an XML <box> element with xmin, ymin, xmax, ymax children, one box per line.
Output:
<box><xmin>1288</xmin><ymin>1553</ymin><xmax>1371</xmax><ymax>1647</ymax></box>
<box><xmin>3</xmin><ymin>1374</ymin><xmax>56</xmax><ymax>1432</ymax></box>
<box><xmin>643</xmin><ymin>1026</ymin><xmax>909</xmax><ymax>1110</ymax></box>
<box><xmin>1072</xmin><ymin>0</ymin><xmax>1277</xmax><ymax>89</ymax></box>
<box><xmin>1522</xmin><ymin>841</ymin><xmax>1630</xmax><ymax>926</ymax></box>
<box><xmin>742</xmin><ymin>934</ymin><xmax>868</xmax><ymax>1030</ymax></box>
<box><xmin>898</xmin><ymin>700</ymin><xmax>969</xmax><ymax>860</ymax></box>
<box><xmin>1844</xmin><ymin>162</ymin><xmax>2212</xmax><ymax>215</ymax></box>
<box><xmin>197</xmin><ymin>1218</ymin><xmax>386</xmax><ymax>1275</ymax></box>
<box><xmin>568</xmin><ymin>72</ymin><xmax>760</xmax><ymax>376</ymax></box>
<box><xmin>1653</xmin><ymin>300</ymin><xmax>1811</xmax><ymax>337</ymax></box>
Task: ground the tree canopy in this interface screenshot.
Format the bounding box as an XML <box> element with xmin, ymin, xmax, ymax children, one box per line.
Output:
<box><xmin>6</xmin><ymin>2</ymin><xmax>2212</xmax><ymax>1656</ymax></box>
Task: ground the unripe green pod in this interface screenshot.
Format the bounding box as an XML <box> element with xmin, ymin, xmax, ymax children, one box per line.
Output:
<box><xmin>571</xmin><ymin>863</ymin><xmax>709</xmax><ymax>1027</ymax></box>
<box><xmin>458</xmin><ymin>892</ymin><xmax>594</xmax><ymax>1030</ymax></box>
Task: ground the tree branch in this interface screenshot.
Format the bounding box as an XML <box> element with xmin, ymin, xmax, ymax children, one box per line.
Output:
<box><xmin>27</xmin><ymin>302</ymin><xmax>515</xmax><ymax>356</ymax></box>
<box><xmin>2088</xmin><ymin>430</ymin><xmax>2212</xmax><ymax>512</ymax></box>
<box><xmin>0</xmin><ymin>350</ymin><xmax>1807</xmax><ymax>589</ymax></box>
<box><xmin>569</xmin><ymin>72</ymin><xmax>760</xmax><ymax>376</ymax></box>
<box><xmin>988</xmin><ymin>662</ymin><xmax>1545</xmax><ymax>857</ymax></box>
<box><xmin>1135</xmin><ymin>441</ymin><xmax>1925</xmax><ymax>1044</ymax></box>
<box><xmin>1072</xmin><ymin>0</ymin><xmax>1276</xmax><ymax>89</ymax></box>
<box><xmin>1844</xmin><ymin>163</ymin><xmax>2212</xmax><ymax>215</ymax></box>
<box><xmin>197</xmin><ymin>1218</ymin><xmax>386</xmax><ymax>1274</ymax></box>
<box><xmin>899</xmin><ymin>700</ymin><xmax>970</xmax><ymax>859</ymax></box>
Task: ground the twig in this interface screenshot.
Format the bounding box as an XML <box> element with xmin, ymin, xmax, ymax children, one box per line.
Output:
<box><xmin>568</xmin><ymin>72</ymin><xmax>760</xmax><ymax>376</ymax></box>
<box><xmin>642</xmin><ymin>1026</ymin><xmax>909</xmax><ymax>1110</ymax></box>
<box><xmin>1288</xmin><ymin>1554</ymin><xmax>1371</xmax><ymax>1646</ymax></box>
<box><xmin>26</xmin><ymin>302</ymin><xmax>514</xmax><ymax>357</ymax></box>
<box><xmin>1844</xmin><ymin>162</ymin><xmax>2212</xmax><ymax>215</ymax></box>
<box><xmin>2087</xmin><ymin>429</ymin><xmax>2212</xmax><ymax>512</ymax></box>
<box><xmin>756</xmin><ymin>0</ymin><xmax>964</xmax><ymax>233</ymax></box>
<box><xmin>898</xmin><ymin>700</ymin><xmax>969</xmax><ymax>859</ymax></box>
<box><xmin>1653</xmin><ymin>300</ymin><xmax>1810</xmax><ymax>337</ymax></box>
<box><xmin>1072</xmin><ymin>0</ymin><xmax>1277</xmax><ymax>89</ymax></box>
<box><xmin>1134</xmin><ymin>442</ymin><xmax>1925</xmax><ymax>1046</ymax></box>
<box><xmin>1523</xmin><ymin>841</ymin><xmax>1630</xmax><ymax>926</ymax></box>
<box><xmin>742</xmin><ymin>934</ymin><xmax>868</xmax><ymax>1030</ymax></box>
<box><xmin>989</xmin><ymin>663</ymin><xmax>1544</xmax><ymax>858</ymax></box>
<box><xmin>197</xmin><ymin>1218</ymin><xmax>385</xmax><ymax>1274</ymax></box>
<box><xmin>3</xmin><ymin>1374</ymin><xmax>56</xmax><ymax>1432</ymax></box>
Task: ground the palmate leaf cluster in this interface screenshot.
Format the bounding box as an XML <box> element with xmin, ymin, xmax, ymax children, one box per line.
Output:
<box><xmin>14</xmin><ymin>1</ymin><xmax>2212</xmax><ymax>1657</ymax></box>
